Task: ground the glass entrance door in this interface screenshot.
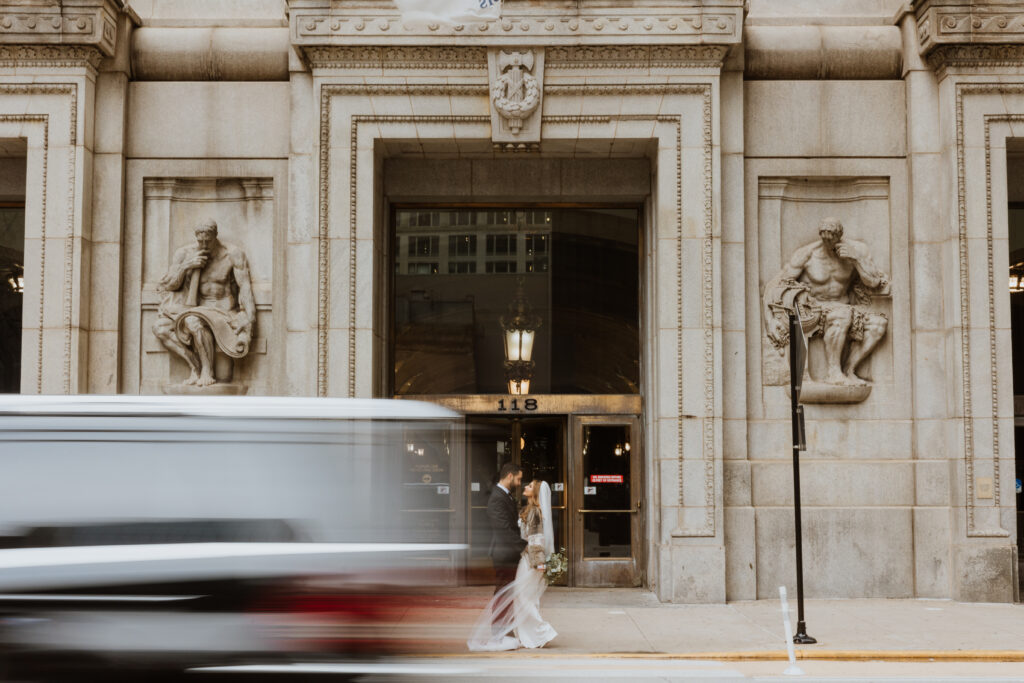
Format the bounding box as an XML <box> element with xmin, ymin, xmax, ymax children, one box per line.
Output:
<box><xmin>572</xmin><ymin>416</ymin><xmax>642</xmax><ymax>587</ymax></box>
<box><xmin>466</xmin><ymin>416</ymin><xmax>566</xmax><ymax>585</ymax></box>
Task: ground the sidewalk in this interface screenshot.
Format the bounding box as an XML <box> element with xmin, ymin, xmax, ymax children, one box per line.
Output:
<box><xmin>415</xmin><ymin>587</ymin><xmax>1024</xmax><ymax>660</ymax></box>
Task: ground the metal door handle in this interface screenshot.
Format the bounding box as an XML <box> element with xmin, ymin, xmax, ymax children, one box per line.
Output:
<box><xmin>577</xmin><ymin>502</ymin><xmax>641</xmax><ymax>514</ymax></box>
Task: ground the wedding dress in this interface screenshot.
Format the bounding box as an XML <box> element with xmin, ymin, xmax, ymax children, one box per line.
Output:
<box><xmin>467</xmin><ymin>481</ymin><xmax>558</xmax><ymax>651</ymax></box>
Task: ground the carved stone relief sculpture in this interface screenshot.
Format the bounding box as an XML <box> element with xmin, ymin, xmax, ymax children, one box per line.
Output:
<box><xmin>153</xmin><ymin>218</ymin><xmax>255</xmax><ymax>394</ymax></box>
<box><xmin>763</xmin><ymin>217</ymin><xmax>891</xmax><ymax>403</ymax></box>
<box><xmin>488</xmin><ymin>48</ymin><xmax>544</xmax><ymax>147</ymax></box>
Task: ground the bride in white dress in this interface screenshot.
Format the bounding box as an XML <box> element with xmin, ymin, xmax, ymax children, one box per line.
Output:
<box><xmin>467</xmin><ymin>479</ymin><xmax>558</xmax><ymax>651</ymax></box>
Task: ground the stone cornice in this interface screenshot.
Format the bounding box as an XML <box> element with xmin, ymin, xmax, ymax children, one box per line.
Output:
<box><xmin>288</xmin><ymin>1</ymin><xmax>744</xmax><ymax>47</ymax></box>
<box><xmin>301</xmin><ymin>44</ymin><xmax>729</xmax><ymax>71</ymax></box>
<box><xmin>0</xmin><ymin>43</ymin><xmax>103</xmax><ymax>69</ymax></box>
<box><xmin>914</xmin><ymin>0</ymin><xmax>1024</xmax><ymax>56</ymax></box>
<box><xmin>0</xmin><ymin>0</ymin><xmax>124</xmax><ymax>57</ymax></box>
<box><xmin>303</xmin><ymin>45</ymin><xmax>486</xmax><ymax>70</ymax></box>
<box><xmin>546</xmin><ymin>45</ymin><xmax>728</xmax><ymax>69</ymax></box>
<box><xmin>925</xmin><ymin>43</ymin><xmax>1024</xmax><ymax>76</ymax></box>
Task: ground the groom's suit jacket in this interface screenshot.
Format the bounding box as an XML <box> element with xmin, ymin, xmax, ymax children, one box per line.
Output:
<box><xmin>487</xmin><ymin>485</ymin><xmax>527</xmax><ymax>567</ymax></box>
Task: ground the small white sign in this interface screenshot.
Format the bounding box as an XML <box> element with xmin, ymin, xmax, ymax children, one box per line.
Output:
<box><xmin>553</xmin><ymin>483</ymin><xmax>564</xmax><ymax>492</ymax></box>
<box><xmin>471</xmin><ymin>482</ymin><xmax>481</xmax><ymax>492</ymax></box>
<box><xmin>437</xmin><ymin>485</ymin><xmax>450</xmax><ymax>495</ymax></box>
<box><xmin>496</xmin><ymin>441</ymin><xmax>505</xmax><ymax>454</ymax></box>
<box><xmin>584</xmin><ymin>486</ymin><xmax>597</xmax><ymax>495</ymax></box>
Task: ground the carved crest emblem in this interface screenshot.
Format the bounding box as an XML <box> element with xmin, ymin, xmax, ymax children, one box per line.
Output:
<box><xmin>491</xmin><ymin>50</ymin><xmax>541</xmax><ymax>135</ymax></box>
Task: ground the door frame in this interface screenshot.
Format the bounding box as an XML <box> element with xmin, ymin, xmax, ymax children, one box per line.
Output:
<box><xmin>463</xmin><ymin>415</ymin><xmax>569</xmax><ymax>585</ymax></box>
<box><xmin>569</xmin><ymin>414</ymin><xmax>644</xmax><ymax>587</ymax></box>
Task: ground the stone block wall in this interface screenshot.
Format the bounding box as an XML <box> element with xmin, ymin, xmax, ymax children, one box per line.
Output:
<box><xmin>0</xmin><ymin>0</ymin><xmax>1019</xmax><ymax>602</ymax></box>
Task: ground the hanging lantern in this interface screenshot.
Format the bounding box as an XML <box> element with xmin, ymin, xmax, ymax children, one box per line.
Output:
<box><xmin>501</xmin><ymin>278</ymin><xmax>541</xmax><ymax>395</ymax></box>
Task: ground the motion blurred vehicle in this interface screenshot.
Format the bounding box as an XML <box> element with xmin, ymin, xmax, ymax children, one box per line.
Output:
<box><xmin>0</xmin><ymin>395</ymin><xmax>466</xmax><ymax>679</ymax></box>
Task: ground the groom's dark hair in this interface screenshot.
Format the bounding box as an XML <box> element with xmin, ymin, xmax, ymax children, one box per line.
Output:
<box><xmin>498</xmin><ymin>462</ymin><xmax>522</xmax><ymax>481</ymax></box>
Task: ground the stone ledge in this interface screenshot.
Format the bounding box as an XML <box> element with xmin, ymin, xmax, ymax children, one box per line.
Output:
<box><xmin>288</xmin><ymin>1</ymin><xmax>745</xmax><ymax>46</ymax></box>
<box><xmin>925</xmin><ymin>43</ymin><xmax>1024</xmax><ymax>75</ymax></box>
<box><xmin>0</xmin><ymin>0</ymin><xmax>125</xmax><ymax>57</ymax></box>
<box><xmin>915</xmin><ymin>0</ymin><xmax>1024</xmax><ymax>56</ymax></box>
<box><xmin>745</xmin><ymin>25</ymin><xmax>903</xmax><ymax>80</ymax></box>
<box><xmin>0</xmin><ymin>43</ymin><xmax>103</xmax><ymax>69</ymax></box>
<box><xmin>132</xmin><ymin>27</ymin><xmax>289</xmax><ymax>80</ymax></box>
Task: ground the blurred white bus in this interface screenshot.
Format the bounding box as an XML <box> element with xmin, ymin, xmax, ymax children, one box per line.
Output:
<box><xmin>0</xmin><ymin>395</ymin><xmax>467</xmax><ymax>677</ymax></box>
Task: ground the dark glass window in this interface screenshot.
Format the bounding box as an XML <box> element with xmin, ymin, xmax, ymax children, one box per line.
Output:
<box><xmin>448</xmin><ymin>262</ymin><xmax>476</xmax><ymax>275</ymax></box>
<box><xmin>408</xmin><ymin>235</ymin><xmax>439</xmax><ymax>257</ymax></box>
<box><xmin>393</xmin><ymin>207</ymin><xmax>640</xmax><ymax>395</ymax></box>
<box><xmin>484</xmin><ymin>260</ymin><xmax>517</xmax><ymax>274</ymax></box>
<box><xmin>407</xmin><ymin>262</ymin><xmax>438</xmax><ymax>275</ymax></box>
<box><xmin>449</xmin><ymin>234</ymin><xmax>477</xmax><ymax>257</ymax></box>
<box><xmin>486</xmin><ymin>234</ymin><xmax>517</xmax><ymax>256</ymax></box>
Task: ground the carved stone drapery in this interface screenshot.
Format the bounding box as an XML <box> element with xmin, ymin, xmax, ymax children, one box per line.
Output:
<box><xmin>152</xmin><ymin>217</ymin><xmax>257</xmax><ymax>395</ymax></box>
<box><xmin>763</xmin><ymin>217</ymin><xmax>892</xmax><ymax>403</ymax></box>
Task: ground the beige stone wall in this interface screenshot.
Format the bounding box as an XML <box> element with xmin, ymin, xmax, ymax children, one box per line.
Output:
<box><xmin>734</xmin><ymin>80</ymin><xmax>918</xmax><ymax>599</ymax></box>
<box><xmin>1</xmin><ymin>0</ymin><xmax>1020</xmax><ymax>603</ymax></box>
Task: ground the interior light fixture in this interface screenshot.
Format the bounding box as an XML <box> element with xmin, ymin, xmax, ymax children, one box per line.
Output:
<box><xmin>502</xmin><ymin>277</ymin><xmax>541</xmax><ymax>396</ymax></box>
<box><xmin>1011</xmin><ymin>272</ymin><xmax>1024</xmax><ymax>293</ymax></box>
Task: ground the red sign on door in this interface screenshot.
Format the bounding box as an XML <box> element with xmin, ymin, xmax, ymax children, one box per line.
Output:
<box><xmin>590</xmin><ymin>474</ymin><xmax>624</xmax><ymax>484</ymax></box>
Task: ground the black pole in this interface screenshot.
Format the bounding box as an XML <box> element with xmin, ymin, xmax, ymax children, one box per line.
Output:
<box><xmin>789</xmin><ymin>312</ymin><xmax>816</xmax><ymax>645</ymax></box>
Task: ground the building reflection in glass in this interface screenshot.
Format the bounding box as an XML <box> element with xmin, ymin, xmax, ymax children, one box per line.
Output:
<box><xmin>393</xmin><ymin>208</ymin><xmax>640</xmax><ymax>395</ymax></box>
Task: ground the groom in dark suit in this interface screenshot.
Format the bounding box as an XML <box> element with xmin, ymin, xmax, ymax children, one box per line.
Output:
<box><xmin>488</xmin><ymin>462</ymin><xmax>526</xmax><ymax>623</ymax></box>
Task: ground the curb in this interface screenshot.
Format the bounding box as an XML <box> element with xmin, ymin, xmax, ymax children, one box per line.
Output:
<box><xmin>411</xmin><ymin>650</ymin><xmax>1024</xmax><ymax>662</ymax></box>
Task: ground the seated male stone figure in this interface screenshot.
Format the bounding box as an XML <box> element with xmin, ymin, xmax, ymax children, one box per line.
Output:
<box><xmin>153</xmin><ymin>219</ymin><xmax>255</xmax><ymax>387</ymax></box>
<box><xmin>763</xmin><ymin>217</ymin><xmax>891</xmax><ymax>386</ymax></box>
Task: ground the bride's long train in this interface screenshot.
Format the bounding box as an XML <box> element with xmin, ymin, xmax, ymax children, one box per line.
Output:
<box><xmin>466</xmin><ymin>554</ymin><xmax>557</xmax><ymax>651</ymax></box>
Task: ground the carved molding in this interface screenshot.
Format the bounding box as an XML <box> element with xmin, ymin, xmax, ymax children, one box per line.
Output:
<box><xmin>0</xmin><ymin>44</ymin><xmax>104</xmax><ymax>70</ymax></box>
<box><xmin>316</xmin><ymin>82</ymin><xmax>718</xmax><ymax>539</ymax></box>
<box><xmin>0</xmin><ymin>0</ymin><xmax>121</xmax><ymax>57</ymax></box>
<box><xmin>915</xmin><ymin>1</ymin><xmax>1024</xmax><ymax>56</ymax></box>
<box><xmin>302</xmin><ymin>45</ymin><xmax>486</xmax><ymax>70</ymax></box>
<box><xmin>0</xmin><ymin>83</ymin><xmax>78</xmax><ymax>394</ymax></box>
<box><xmin>542</xmin><ymin>84</ymin><xmax>717</xmax><ymax>538</ymax></box>
<box><xmin>952</xmin><ymin>82</ymin><xmax>1021</xmax><ymax>538</ymax></box>
<box><xmin>0</xmin><ymin>114</ymin><xmax>46</xmax><ymax>393</ymax></box>
<box><xmin>546</xmin><ymin>45</ymin><xmax>728</xmax><ymax>70</ymax></box>
<box><xmin>925</xmin><ymin>44</ymin><xmax>1024</xmax><ymax>75</ymax></box>
<box><xmin>301</xmin><ymin>44</ymin><xmax>730</xmax><ymax>72</ymax></box>
<box><xmin>290</xmin><ymin>7</ymin><xmax>743</xmax><ymax>45</ymax></box>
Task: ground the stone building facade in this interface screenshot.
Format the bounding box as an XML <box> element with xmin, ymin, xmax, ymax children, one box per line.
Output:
<box><xmin>0</xmin><ymin>0</ymin><xmax>1022</xmax><ymax>603</ymax></box>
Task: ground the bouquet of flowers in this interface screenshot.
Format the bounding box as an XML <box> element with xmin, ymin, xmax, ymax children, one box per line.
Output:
<box><xmin>544</xmin><ymin>547</ymin><xmax>567</xmax><ymax>585</ymax></box>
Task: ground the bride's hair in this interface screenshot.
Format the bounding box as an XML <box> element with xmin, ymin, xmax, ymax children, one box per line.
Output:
<box><xmin>520</xmin><ymin>479</ymin><xmax>542</xmax><ymax>523</ymax></box>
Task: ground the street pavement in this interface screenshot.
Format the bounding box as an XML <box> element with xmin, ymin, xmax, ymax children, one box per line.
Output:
<box><xmin>195</xmin><ymin>657</ymin><xmax>1024</xmax><ymax>681</ymax></box>
<box><xmin>345</xmin><ymin>586</ymin><xmax>1024</xmax><ymax>680</ymax></box>
<box><xmin>391</xmin><ymin>586</ymin><xmax>1024</xmax><ymax>657</ymax></box>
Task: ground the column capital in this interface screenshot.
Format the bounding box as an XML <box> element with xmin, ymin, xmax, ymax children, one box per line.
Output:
<box><xmin>0</xmin><ymin>0</ymin><xmax>129</xmax><ymax>58</ymax></box>
<box><xmin>914</xmin><ymin>0</ymin><xmax>1024</xmax><ymax>54</ymax></box>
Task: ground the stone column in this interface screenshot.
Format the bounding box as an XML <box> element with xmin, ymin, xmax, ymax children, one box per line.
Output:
<box><xmin>913</xmin><ymin>0</ymin><xmax>1023</xmax><ymax>602</ymax></box>
<box><xmin>87</xmin><ymin>8</ymin><xmax>135</xmax><ymax>393</ymax></box>
<box><xmin>720</xmin><ymin>43</ymin><xmax>753</xmax><ymax>600</ymax></box>
<box><xmin>286</xmin><ymin>43</ymin><xmax>318</xmax><ymax>396</ymax></box>
<box><xmin>898</xmin><ymin>6</ymin><xmax>955</xmax><ymax>599</ymax></box>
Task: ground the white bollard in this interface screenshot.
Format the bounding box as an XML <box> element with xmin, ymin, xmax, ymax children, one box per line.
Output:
<box><xmin>778</xmin><ymin>586</ymin><xmax>805</xmax><ymax>676</ymax></box>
